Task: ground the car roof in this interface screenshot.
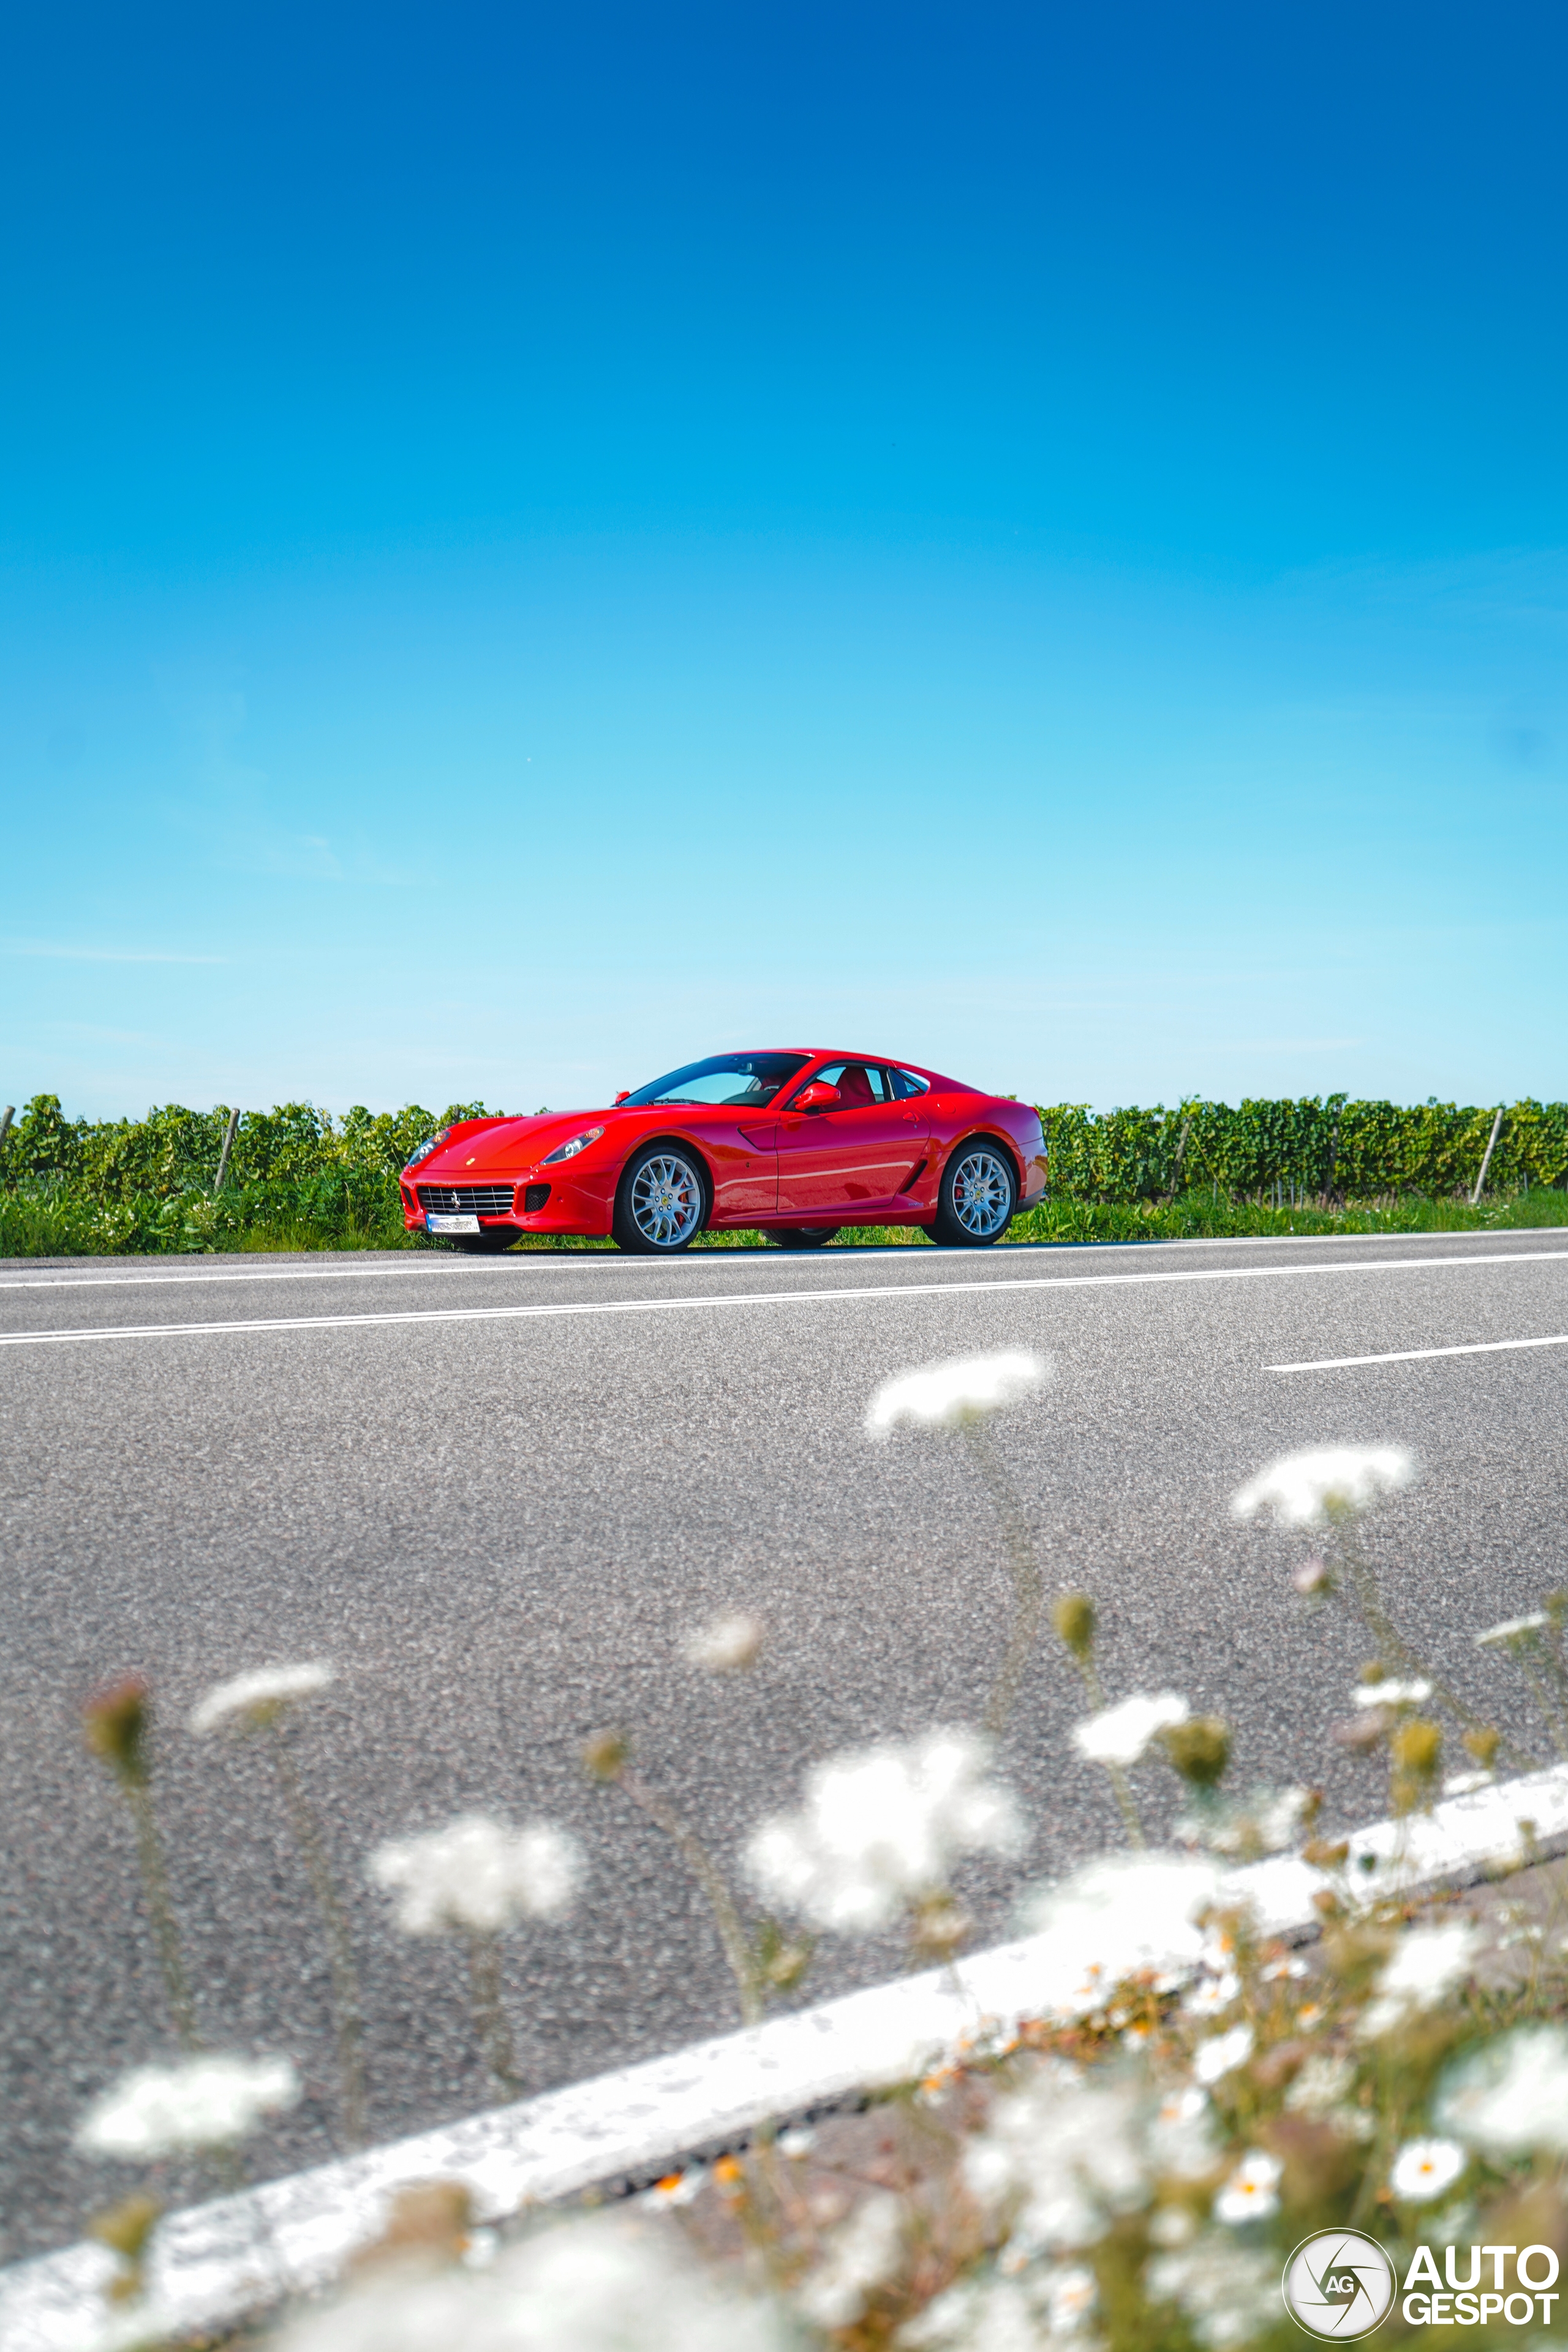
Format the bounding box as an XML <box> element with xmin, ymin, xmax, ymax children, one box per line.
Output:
<box><xmin>734</xmin><ymin>1048</ymin><xmax>974</xmax><ymax>1089</ymax></box>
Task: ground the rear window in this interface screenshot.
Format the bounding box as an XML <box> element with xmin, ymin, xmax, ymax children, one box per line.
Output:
<box><xmin>887</xmin><ymin>1068</ymin><xmax>930</xmax><ymax>1100</ymax></box>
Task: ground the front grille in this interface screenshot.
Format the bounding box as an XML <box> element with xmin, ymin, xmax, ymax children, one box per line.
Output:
<box><xmin>522</xmin><ymin>1183</ymin><xmax>551</xmax><ymax>1212</ymax></box>
<box><xmin>417</xmin><ymin>1184</ymin><xmax>516</xmax><ymax>1216</ymax></box>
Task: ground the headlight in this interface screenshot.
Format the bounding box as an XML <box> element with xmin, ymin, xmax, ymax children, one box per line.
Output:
<box><xmin>542</xmin><ymin>1126</ymin><xmax>605</xmax><ymax>1164</ymax></box>
<box><xmin>402</xmin><ymin>1126</ymin><xmax>451</xmax><ymax>1172</ymax></box>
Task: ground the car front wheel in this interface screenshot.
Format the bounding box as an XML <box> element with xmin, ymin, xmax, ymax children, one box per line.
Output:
<box><xmin>613</xmin><ymin>1145</ymin><xmax>708</xmax><ymax>1253</ymax></box>
<box><xmin>930</xmin><ymin>1141</ymin><xmax>1017</xmax><ymax>1247</ymax></box>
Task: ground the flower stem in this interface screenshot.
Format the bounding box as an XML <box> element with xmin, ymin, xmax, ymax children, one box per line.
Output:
<box><xmin>125</xmin><ymin>1782</ymin><xmax>198</xmax><ymax>2052</ymax></box>
<box><xmin>268</xmin><ymin>1727</ymin><xmax>367</xmax><ymax>2146</ymax></box>
<box><xmin>963</xmin><ymin>1428</ymin><xmax>1044</xmax><ymax>1738</ymax></box>
<box><xmin>1336</xmin><ymin>1531</ymin><xmax>1538</xmax><ymax>1770</ymax></box>
<box><xmin>615</xmin><ymin>1769</ymin><xmax>763</xmax><ymax>2026</ymax></box>
<box><xmin>1506</xmin><ymin>1640</ymin><xmax>1568</xmax><ymax>1758</ymax></box>
<box><xmin>1064</xmin><ymin>1651</ymin><xmax>1146</xmax><ymax>1846</ymax></box>
<box><xmin>465</xmin><ymin>1930</ymin><xmax>522</xmax><ymax>2100</ymax></box>
<box><xmin>1103</xmin><ymin>1762</ymin><xmax>1147</xmax><ymax>1849</ymax></box>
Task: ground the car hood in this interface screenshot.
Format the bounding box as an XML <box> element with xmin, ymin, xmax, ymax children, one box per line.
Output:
<box><xmin>417</xmin><ymin>1110</ymin><xmax>612</xmax><ymax>1177</ymax></box>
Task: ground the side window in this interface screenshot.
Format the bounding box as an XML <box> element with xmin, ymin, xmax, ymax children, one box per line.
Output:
<box><xmin>887</xmin><ymin>1068</ymin><xmax>930</xmax><ymax>1101</ymax></box>
<box><xmin>813</xmin><ymin>1061</ymin><xmax>889</xmax><ymax>1106</ymax></box>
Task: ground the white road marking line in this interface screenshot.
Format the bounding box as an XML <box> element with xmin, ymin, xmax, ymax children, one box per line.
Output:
<box><xmin>2</xmin><ymin>1246</ymin><xmax>1566</xmax><ymax>1348</ymax></box>
<box><xmin>4</xmin><ymin>1227</ymin><xmax>1565</xmax><ymax>1292</ymax></box>
<box><xmin>0</xmin><ymin>1261</ymin><xmax>567</xmax><ymax>1292</ymax></box>
<box><xmin>1269</xmin><ymin>1333</ymin><xmax>1568</xmax><ymax>1373</ymax></box>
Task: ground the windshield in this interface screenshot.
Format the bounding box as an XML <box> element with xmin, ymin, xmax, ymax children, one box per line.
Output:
<box><xmin>620</xmin><ymin>1052</ymin><xmax>810</xmax><ymax>1109</ymax></box>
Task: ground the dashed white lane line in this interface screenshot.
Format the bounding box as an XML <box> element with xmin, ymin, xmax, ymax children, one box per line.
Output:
<box><xmin>1268</xmin><ymin>1332</ymin><xmax>1568</xmax><ymax>1373</ymax></box>
<box><xmin>1</xmin><ymin>1247</ymin><xmax>1565</xmax><ymax>1348</ymax></box>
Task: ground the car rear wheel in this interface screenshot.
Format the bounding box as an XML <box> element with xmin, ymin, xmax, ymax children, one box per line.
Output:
<box><xmin>613</xmin><ymin>1145</ymin><xmax>708</xmax><ymax>1253</ymax></box>
<box><xmin>446</xmin><ymin>1227</ymin><xmax>519</xmax><ymax>1254</ymax></box>
<box><xmin>930</xmin><ymin>1141</ymin><xmax>1016</xmax><ymax>1247</ymax></box>
<box><xmin>767</xmin><ymin>1226</ymin><xmax>839</xmax><ymax>1249</ymax></box>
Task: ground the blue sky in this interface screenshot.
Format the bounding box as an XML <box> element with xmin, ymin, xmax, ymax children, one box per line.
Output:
<box><xmin>3</xmin><ymin>1</ymin><xmax>1565</xmax><ymax>1118</ymax></box>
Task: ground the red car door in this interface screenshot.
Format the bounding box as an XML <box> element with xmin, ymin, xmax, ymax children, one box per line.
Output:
<box><xmin>703</xmin><ymin>1114</ymin><xmax>780</xmax><ymax>1218</ymax></box>
<box><xmin>776</xmin><ymin>1063</ymin><xmax>930</xmax><ymax>1216</ymax></box>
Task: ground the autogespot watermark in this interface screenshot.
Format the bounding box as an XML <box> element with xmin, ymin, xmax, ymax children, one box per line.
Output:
<box><xmin>1282</xmin><ymin>2234</ymin><xmax>1563</xmax><ymax>2337</ymax></box>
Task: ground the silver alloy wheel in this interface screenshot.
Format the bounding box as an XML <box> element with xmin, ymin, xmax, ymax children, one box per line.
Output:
<box><xmin>629</xmin><ymin>1152</ymin><xmax>704</xmax><ymax>1247</ymax></box>
<box><xmin>951</xmin><ymin>1147</ymin><xmax>1014</xmax><ymax>1237</ymax></box>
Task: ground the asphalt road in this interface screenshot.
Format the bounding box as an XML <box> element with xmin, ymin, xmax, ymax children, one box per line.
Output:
<box><xmin>4</xmin><ymin>1227</ymin><xmax>1568</xmax><ymax>2258</ymax></box>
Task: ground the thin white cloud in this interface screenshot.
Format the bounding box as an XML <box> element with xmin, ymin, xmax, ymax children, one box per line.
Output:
<box><xmin>2</xmin><ymin>943</ymin><xmax>225</xmax><ymax>964</ymax></box>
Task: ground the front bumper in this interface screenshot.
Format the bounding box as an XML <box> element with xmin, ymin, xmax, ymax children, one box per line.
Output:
<box><xmin>401</xmin><ymin>1166</ymin><xmax>616</xmax><ymax>1237</ymax></box>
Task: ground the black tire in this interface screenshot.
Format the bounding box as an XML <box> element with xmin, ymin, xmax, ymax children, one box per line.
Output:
<box><xmin>930</xmin><ymin>1139</ymin><xmax>1017</xmax><ymax>1248</ymax></box>
<box><xmin>612</xmin><ymin>1144</ymin><xmax>709</xmax><ymax>1253</ymax></box>
<box><xmin>767</xmin><ymin>1226</ymin><xmax>840</xmax><ymax>1250</ymax></box>
<box><xmin>447</xmin><ymin>1227</ymin><xmax>520</xmax><ymax>1254</ymax></box>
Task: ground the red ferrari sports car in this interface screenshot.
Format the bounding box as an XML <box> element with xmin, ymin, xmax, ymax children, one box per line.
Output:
<box><xmin>401</xmin><ymin>1049</ymin><xmax>1047</xmax><ymax>1254</ymax></box>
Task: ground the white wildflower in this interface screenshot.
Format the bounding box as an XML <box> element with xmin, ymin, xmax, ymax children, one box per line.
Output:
<box><xmin>897</xmin><ymin>2272</ymin><xmax>1029</xmax><ymax>2352</ymax></box>
<box><xmin>1230</xmin><ymin>1445</ymin><xmax>1415</xmax><ymax>1529</ymax></box>
<box><xmin>369</xmin><ymin>1814</ymin><xmax>582</xmax><ymax>1936</ymax></box>
<box><xmin>274</xmin><ymin>2209</ymin><xmax>792</xmax><ymax>2352</ymax></box>
<box><xmin>684</xmin><ymin>1613</ymin><xmax>764</xmax><ymax>1672</ymax></box>
<box><xmin>1476</xmin><ymin>1612</ymin><xmax>1549</xmax><ymax>1647</ymax></box>
<box><xmin>1193</xmin><ymin>2025</ymin><xmax>1254</xmax><ymax>2086</ymax></box>
<box><xmin>1434</xmin><ymin>2024</ymin><xmax>1568</xmax><ymax>2156</ymax></box>
<box><xmin>900</xmin><ymin>2263</ymin><xmax>1098</xmax><ymax>2351</ymax></box>
<box><xmin>1072</xmin><ymin>1692</ymin><xmax>1189</xmax><ymax>1768</ymax></box>
<box><xmin>1179</xmin><ymin>1785</ymin><xmax>1313</xmax><ymax>1859</ymax></box>
<box><xmin>1359</xmin><ymin>1919</ymin><xmax>1483</xmax><ymax>2037</ymax></box>
<box><xmin>1249</xmin><ymin>1786</ymin><xmax>1313</xmax><ymax>1851</ymax></box>
<box><xmin>796</xmin><ymin>2192</ymin><xmax>904</xmax><ymax>2329</ymax></box>
<box><xmin>76</xmin><ymin>2054</ymin><xmax>300</xmax><ymax>2158</ymax></box>
<box><xmin>744</xmin><ymin>1729</ymin><xmax>1023</xmax><ymax>1934</ymax></box>
<box><xmin>189</xmin><ymin>1662</ymin><xmax>334</xmax><ymax>1735</ymax></box>
<box><xmin>964</xmin><ymin>2065</ymin><xmax>1148</xmax><ymax>2252</ymax></box>
<box><xmin>1261</xmin><ymin>1956</ymin><xmax>1309</xmax><ymax>1983</ymax></box>
<box><xmin>1213</xmin><ymin>2150</ymin><xmax>1282</xmax><ymax>2225</ymax></box>
<box><xmin>1184</xmin><ymin>1971</ymin><xmax>1240</xmax><ymax>2018</ymax></box>
<box><xmin>1380</xmin><ymin>1918</ymin><xmax>1483</xmax><ymax>2002</ymax></box>
<box><xmin>639</xmin><ymin>2166</ymin><xmax>706</xmax><ymax>2210</ymax></box>
<box><xmin>866</xmin><ymin>1349</ymin><xmax>1050</xmax><ymax>1436</ymax></box>
<box><xmin>1389</xmin><ymin>2138</ymin><xmax>1466</xmax><ymax>2201</ymax></box>
<box><xmin>1148</xmin><ymin>2084</ymin><xmax>1221</xmax><ymax>2180</ymax></box>
<box><xmin>778</xmin><ymin>2127</ymin><xmax>815</xmax><ymax>2158</ymax></box>
<box><xmin>1352</xmin><ymin>1677</ymin><xmax>1431</xmax><ymax>1708</ymax></box>
<box><xmin>1284</xmin><ymin>2052</ymin><xmax>1357</xmax><ymax>2116</ymax></box>
<box><xmin>1044</xmin><ymin>2266</ymin><xmax>1099</xmax><ymax>2333</ymax></box>
<box><xmin>1147</xmin><ymin>2233</ymin><xmax>1280</xmax><ymax>2349</ymax></box>
<box><xmin>1016</xmin><ymin>1853</ymin><xmax>1223</xmax><ymax>1989</ymax></box>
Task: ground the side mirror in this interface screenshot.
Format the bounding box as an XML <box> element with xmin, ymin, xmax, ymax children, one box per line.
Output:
<box><xmin>792</xmin><ymin>1081</ymin><xmax>842</xmax><ymax>1112</ymax></box>
<box><xmin>614</xmin><ymin>1091</ymin><xmax>631</xmax><ymax>1105</ymax></box>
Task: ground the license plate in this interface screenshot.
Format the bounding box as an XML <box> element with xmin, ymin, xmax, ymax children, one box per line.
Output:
<box><xmin>426</xmin><ymin>1212</ymin><xmax>480</xmax><ymax>1234</ymax></box>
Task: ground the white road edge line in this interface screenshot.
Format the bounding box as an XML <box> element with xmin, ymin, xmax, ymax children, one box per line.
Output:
<box><xmin>1269</xmin><ymin>1332</ymin><xmax>1568</xmax><ymax>1372</ymax></box>
<box><xmin>6</xmin><ymin>1226</ymin><xmax>1565</xmax><ymax>1292</ymax></box>
<box><xmin>3</xmin><ymin>1246</ymin><xmax>1567</xmax><ymax>1348</ymax></box>
<box><xmin>4</xmin><ymin>1764</ymin><xmax>1565</xmax><ymax>2352</ymax></box>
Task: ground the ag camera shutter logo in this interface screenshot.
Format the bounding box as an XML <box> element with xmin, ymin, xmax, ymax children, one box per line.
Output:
<box><xmin>1283</xmin><ymin>2231</ymin><xmax>1396</xmax><ymax>2338</ymax></box>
